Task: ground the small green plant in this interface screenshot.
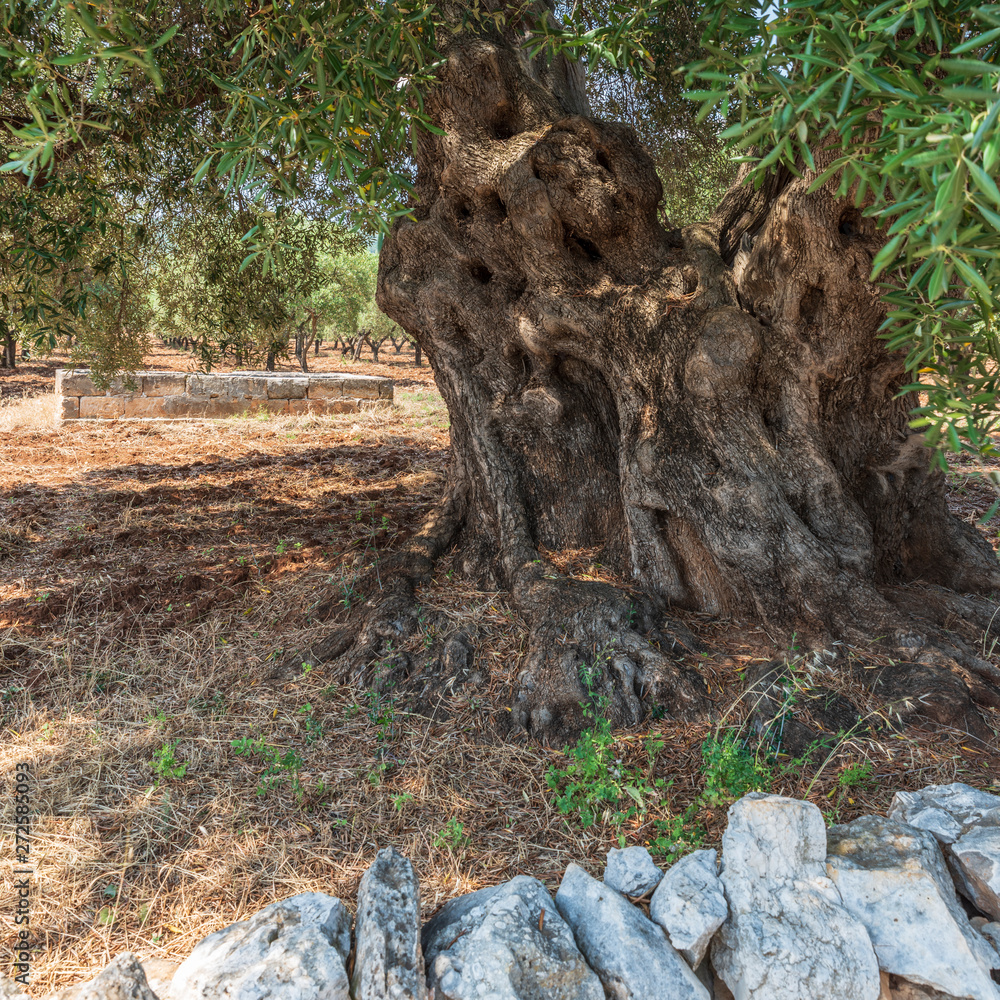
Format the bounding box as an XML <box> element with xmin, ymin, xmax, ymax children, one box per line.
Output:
<box><xmin>298</xmin><ymin>704</ymin><xmax>324</xmax><ymax>745</ymax></box>
<box><xmin>645</xmin><ymin>801</ymin><xmax>706</xmax><ymax>863</ymax></box>
<box><xmin>822</xmin><ymin>758</ymin><xmax>876</xmax><ymax>824</ymax></box>
<box><xmin>699</xmin><ymin>731</ymin><xmax>772</xmax><ymax>809</ymax></box>
<box><xmin>391</xmin><ymin>792</ymin><xmax>414</xmax><ymax>812</ymax></box>
<box><xmin>149</xmin><ymin>740</ymin><xmax>188</xmax><ymax>785</ymax></box>
<box><xmin>231</xmin><ymin>737</ymin><xmax>305</xmax><ymax>800</ymax></box>
<box><xmin>837</xmin><ymin>760</ymin><xmax>874</xmax><ymax>790</ymax></box>
<box><xmin>145</xmin><ymin>709</ymin><xmax>169</xmax><ymax>729</ymax></box>
<box><xmin>365</xmin><ymin>659</ymin><xmax>397</xmax><ymax>744</ymax></box>
<box><xmin>433</xmin><ymin>817</ymin><xmax>468</xmax><ymax>851</ymax></box>
<box><xmin>338</xmin><ymin>579</ymin><xmax>361</xmax><ymax>610</ymax></box>
<box><xmin>546</xmin><ymin>659</ymin><xmax>666</xmax><ymax>830</ymax></box>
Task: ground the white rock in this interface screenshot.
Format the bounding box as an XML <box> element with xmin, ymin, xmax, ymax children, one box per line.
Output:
<box><xmin>951</xmin><ymin>826</ymin><xmax>1000</xmax><ymax>921</ymax></box>
<box><xmin>555</xmin><ymin>863</ymin><xmax>710</xmax><ymax>1000</ymax></box>
<box><xmin>827</xmin><ymin>814</ymin><xmax>999</xmax><ymax>1000</ymax></box>
<box><xmin>980</xmin><ymin>922</ymin><xmax>1000</xmax><ymax>963</ymax></box>
<box><xmin>649</xmin><ymin>849</ymin><xmax>727</xmax><ymax>968</ymax></box>
<box><xmin>889</xmin><ymin>783</ymin><xmax>1000</xmax><ymax>843</ymax></box>
<box><xmin>888</xmin><ymin>977</ymin><xmax>965</xmax><ymax>998</ymax></box>
<box><xmin>0</xmin><ymin>976</ymin><xmax>30</xmax><ymax>1000</ymax></box>
<box><xmin>352</xmin><ymin>847</ymin><xmax>427</xmax><ymax>1000</ymax></box>
<box><xmin>711</xmin><ymin>793</ymin><xmax>880</xmax><ymax>1000</ymax></box>
<box><xmin>139</xmin><ymin>960</ymin><xmax>178</xmax><ymax>1000</ymax></box>
<box><xmin>603</xmin><ymin>845</ymin><xmax>664</xmax><ymax>896</ymax></box>
<box><xmin>422</xmin><ymin>875</ymin><xmax>603</xmax><ymax>1000</ymax></box>
<box><xmin>46</xmin><ymin>954</ymin><xmax>160</xmax><ymax>999</ymax></box>
<box><xmin>166</xmin><ymin>892</ymin><xmax>351</xmax><ymax>999</ymax></box>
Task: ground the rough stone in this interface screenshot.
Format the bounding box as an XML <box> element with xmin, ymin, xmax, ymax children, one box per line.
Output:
<box><xmin>555</xmin><ymin>862</ymin><xmax>710</xmax><ymax>1000</ymax></box>
<box><xmin>951</xmin><ymin>826</ymin><xmax>1000</xmax><ymax>921</ymax></box>
<box><xmin>47</xmin><ymin>953</ymin><xmax>159</xmax><ymax>1000</ymax></box>
<box><xmin>306</xmin><ymin>379</ymin><xmax>344</xmax><ymax>399</ymax></box>
<box><xmin>60</xmin><ymin>396</ymin><xmax>80</xmax><ymax>420</ymax></box>
<box><xmin>827</xmin><ymin>814</ymin><xmax>999</xmax><ymax>1000</ymax></box>
<box><xmin>337</xmin><ymin>376</ymin><xmax>382</xmax><ymax>399</ymax></box>
<box><xmin>186</xmin><ymin>374</ymin><xmax>241</xmax><ymax>399</ymax></box>
<box><xmin>886</xmin><ymin>975</ymin><xmax>969</xmax><ymax>999</ymax></box>
<box><xmin>139</xmin><ymin>960</ymin><xmax>179</xmax><ymax>999</ymax></box>
<box><xmin>57</xmin><ymin>369</ymin><xmax>101</xmax><ymax>395</ymax></box>
<box><xmin>980</xmin><ymin>921</ymin><xmax>1000</xmax><ymax>959</ymax></box>
<box><xmin>80</xmin><ymin>396</ymin><xmax>125</xmax><ymax>419</ymax></box>
<box><xmin>649</xmin><ymin>848</ymin><xmax>728</xmax><ymax>968</ymax></box>
<box><xmin>889</xmin><ymin>784</ymin><xmax>1000</xmax><ymax>843</ymax></box>
<box><xmin>141</xmin><ymin>373</ymin><xmax>187</xmax><ymax>396</ymax></box>
<box><xmin>422</xmin><ymin>875</ymin><xmax>603</xmax><ymax>1000</ymax></box>
<box><xmin>288</xmin><ymin>398</ymin><xmax>360</xmax><ymax>414</ymax></box>
<box><xmin>58</xmin><ymin>369</ymin><xmax>391</xmax><ymax>421</ymax></box>
<box><xmin>244</xmin><ymin>399</ymin><xmax>289</xmax><ymax>416</ymax></box>
<box><xmin>159</xmin><ymin>395</ymin><xmax>209</xmax><ymax>418</ymax></box>
<box><xmin>166</xmin><ymin>892</ymin><xmax>351</xmax><ymax>999</ymax></box>
<box><xmin>352</xmin><ymin>847</ymin><xmax>427</xmax><ymax>1000</ymax></box>
<box><xmin>0</xmin><ymin>975</ymin><xmax>30</xmax><ymax>999</ymax></box>
<box><xmin>603</xmin><ymin>845</ymin><xmax>664</xmax><ymax>896</ymax></box>
<box><xmin>124</xmin><ymin>397</ymin><xmax>169</xmax><ymax>419</ymax></box>
<box><xmin>265</xmin><ymin>377</ymin><xmax>309</xmax><ymax>399</ymax></box>
<box><xmin>712</xmin><ymin>793</ymin><xmax>880</xmax><ymax>1000</ymax></box>
<box><xmin>244</xmin><ymin>377</ymin><xmax>272</xmax><ymax>399</ymax></box>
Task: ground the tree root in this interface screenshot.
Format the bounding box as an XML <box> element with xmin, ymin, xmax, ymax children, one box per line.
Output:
<box><xmin>508</xmin><ymin>571</ymin><xmax>710</xmax><ymax>745</ymax></box>
<box><xmin>273</xmin><ymin>488</ymin><xmax>1000</xmax><ymax>751</ymax></box>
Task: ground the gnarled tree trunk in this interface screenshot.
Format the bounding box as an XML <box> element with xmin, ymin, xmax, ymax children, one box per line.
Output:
<box><xmin>327</xmin><ymin>2</ymin><xmax>1000</xmax><ymax>744</ymax></box>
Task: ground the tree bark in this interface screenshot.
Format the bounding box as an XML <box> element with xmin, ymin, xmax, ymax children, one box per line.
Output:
<box><xmin>324</xmin><ymin>1</ymin><xmax>1000</xmax><ymax>743</ymax></box>
<box><xmin>2</xmin><ymin>329</ymin><xmax>17</xmax><ymax>369</ymax></box>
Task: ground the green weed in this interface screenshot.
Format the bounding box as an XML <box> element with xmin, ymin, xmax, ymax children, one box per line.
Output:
<box><xmin>433</xmin><ymin>817</ymin><xmax>468</xmax><ymax>851</ymax></box>
<box><xmin>231</xmin><ymin>737</ymin><xmax>305</xmax><ymax>800</ymax></box>
<box><xmin>148</xmin><ymin>740</ymin><xmax>188</xmax><ymax>785</ymax></box>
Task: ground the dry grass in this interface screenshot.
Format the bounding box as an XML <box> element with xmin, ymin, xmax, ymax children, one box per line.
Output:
<box><xmin>0</xmin><ymin>346</ymin><xmax>998</xmax><ymax>995</ymax></box>
<box><xmin>0</xmin><ymin>395</ymin><xmax>57</xmax><ymax>434</ymax></box>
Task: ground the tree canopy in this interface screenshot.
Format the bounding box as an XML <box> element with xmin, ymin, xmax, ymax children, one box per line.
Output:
<box><xmin>2</xmin><ymin>0</ymin><xmax>999</xmax><ymax>461</ymax></box>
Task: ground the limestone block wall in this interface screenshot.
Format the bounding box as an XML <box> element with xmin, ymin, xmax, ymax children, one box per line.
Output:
<box><xmin>55</xmin><ymin>369</ymin><xmax>393</xmax><ymax>422</ymax></box>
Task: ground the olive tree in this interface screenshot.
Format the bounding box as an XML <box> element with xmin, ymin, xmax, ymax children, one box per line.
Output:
<box><xmin>4</xmin><ymin>0</ymin><xmax>1000</xmax><ymax>741</ymax></box>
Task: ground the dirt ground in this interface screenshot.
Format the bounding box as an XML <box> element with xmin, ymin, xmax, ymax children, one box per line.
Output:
<box><xmin>1</xmin><ymin>343</ymin><xmax>998</xmax><ymax>993</ymax></box>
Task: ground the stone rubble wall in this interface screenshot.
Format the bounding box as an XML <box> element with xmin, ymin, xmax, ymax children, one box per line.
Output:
<box><xmin>12</xmin><ymin>783</ymin><xmax>1000</xmax><ymax>1000</ymax></box>
<box><xmin>54</xmin><ymin>369</ymin><xmax>393</xmax><ymax>423</ymax></box>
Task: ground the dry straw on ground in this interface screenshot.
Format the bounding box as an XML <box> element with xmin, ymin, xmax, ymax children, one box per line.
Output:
<box><xmin>0</xmin><ymin>346</ymin><xmax>998</xmax><ymax>994</ymax></box>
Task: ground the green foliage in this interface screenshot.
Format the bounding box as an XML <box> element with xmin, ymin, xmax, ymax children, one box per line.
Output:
<box><xmin>149</xmin><ymin>207</ymin><xmax>363</xmax><ymax>370</ymax></box>
<box><xmin>4</xmin><ymin>0</ymin><xmax>997</xmax><ymax>467</ymax></box>
<box><xmin>546</xmin><ymin>660</ymin><xmax>669</xmax><ymax>832</ymax></box>
<box><xmin>231</xmin><ymin>736</ymin><xmax>305</xmax><ymax>800</ymax></box>
<box><xmin>690</xmin><ymin>0</ymin><xmax>1000</xmax><ymax>462</ymax></box>
<box><xmin>699</xmin><ymin>731</ymin><xmax>771</xmax><ymax>808</ymax></box>
<box><xmin>298</xmin><ymin>703</ymin><xmax>324</xmax><ymax>745</ymax></box>
<box><xmin>838</xmin><ymin>760</ymin><xmax>874</xmax><ymax>789</ymax></box>
<box><xmin>433</xmin><ymin>817</ymin><xmax>469</xmax><ymax>851</ymax></box>
<box><xmin>391</xmin><ymin>791</ymin><xmax>414</xmax><ymax>812</ymax></box>
<box><xmin>148</xmin><ymin>740</ymin><xmax>188</xmax><ymax>784</ymax></box>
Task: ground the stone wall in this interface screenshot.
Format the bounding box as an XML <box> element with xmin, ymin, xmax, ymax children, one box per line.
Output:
<box><xmin>55</xmin><ymin>369</ymin><xmax>393</xmax><ymax>422</ymax></box>
<box><xmin>13</xmin><ymin>783</ymin><xmax>1000</xmax><ymax>1000</ymax></box>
